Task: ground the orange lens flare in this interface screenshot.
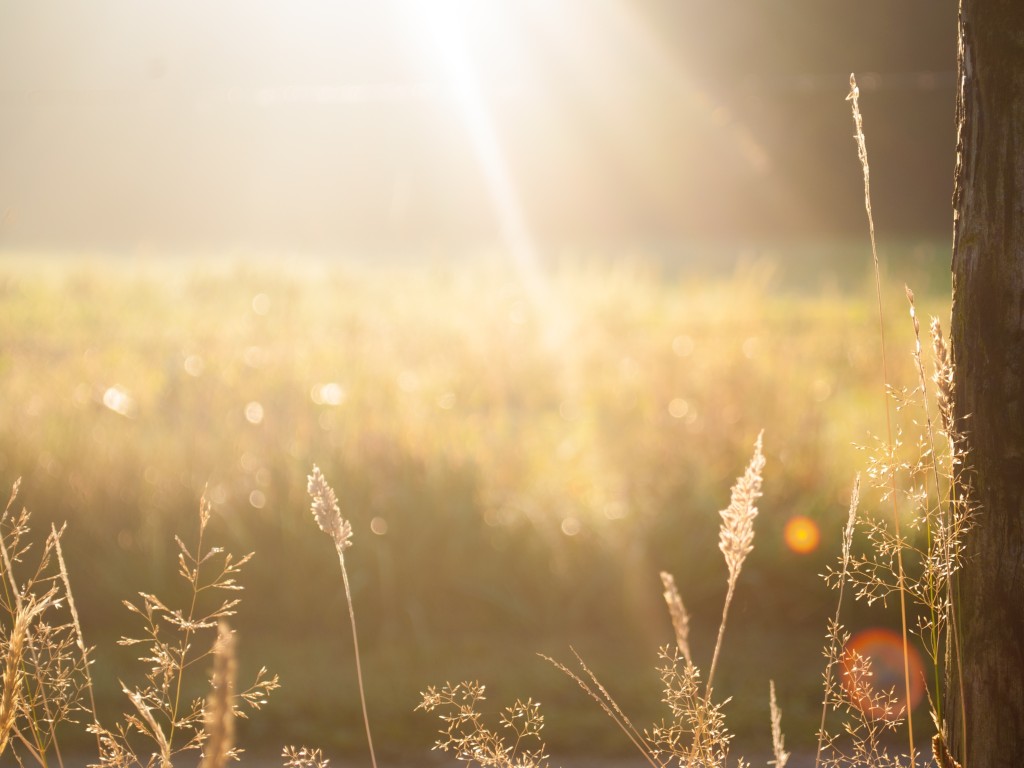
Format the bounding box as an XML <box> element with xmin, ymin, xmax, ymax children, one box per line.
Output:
<box><xmin>842</xmin><ymin>628</ymin><xmax>925</xmax><ymax>721</ymax></box>
<box><xmin>783</xmin><ymin>515</ymin><xmax>820</xmax><ymax>554</ymax></box>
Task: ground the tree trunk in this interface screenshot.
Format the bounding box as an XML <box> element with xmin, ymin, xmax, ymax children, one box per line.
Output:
<box><xmin>949</xmin><ymin>1</ymin><xmax>1024</xmax><ymax>765</ymax></box>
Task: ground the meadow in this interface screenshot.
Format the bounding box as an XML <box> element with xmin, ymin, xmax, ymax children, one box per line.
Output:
<box><xmin>0</xmin><ymin>246</ymin><xmax>953</xmax><ymax>762</ymax></box>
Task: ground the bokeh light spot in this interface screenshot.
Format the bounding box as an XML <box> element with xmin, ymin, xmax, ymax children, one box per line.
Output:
<box><xmin>251</xmin><ymin>293</ymin><xmax>271</xmax><ymax>315</ymax></box>
<box><xmin>812</xmin><ymin>378</ymin><xmax>833</xmax><ymax>402</ymax></box>
<box><xmin>102</xmin><ymin>386</ymin><xmax>136</xmax><ymax>417</ymax></box>
<box><xmin>784</xmin><ymin>515</ymin><xmax>820</xmax><ymax>554</ymax></box>
<box><xmin>239</xmin><ymin>452</ymin><xmax>259</xmax><ymax>472</ymax></box>
<box><xmin>311</xmin><ymin>382</ymin><xmax>346</xmax><ymax>406</ymax></box>
<box><xmin>245</xmin><ymin>401</ymin><xmax>264</xmax><ymax>424</ymax></box>
<box><xmin>370</xmin><ymin>517</ymin><xmax>389</xmax><ymax>535</ymax></box>
<box><xmin>183</xmin><ymin>354</ymin><xmax>205</xmax><ymax>377</ymax></box>
<box><xmin>560</xmin><ymin>517</ymin><xmax>581</xmax><ymax>536</ymax></box>
<box><xmin>248</xmin><ymin>489</ymin><xmax>266</xmax><ymax>509</ymax></box>
<box><xmin>668</xmin><ymin>398</ymin><xmax>690</xmax><ymax>419</ymax></box>
<box><xmin>843</xmin><ymin>628</ymin><xmax>925</xmax><ymax>720</ymax></box>
<box><xmin>208</xmin><ymin>485</ymin><xmax>228</xmax><ymax>505</ymax></box>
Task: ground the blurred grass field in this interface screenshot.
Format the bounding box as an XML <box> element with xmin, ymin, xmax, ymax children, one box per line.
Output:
<box><xmin>0</xmin><ymin>247</ymin><xmax>950</xmax><ymax>758</ymax></box>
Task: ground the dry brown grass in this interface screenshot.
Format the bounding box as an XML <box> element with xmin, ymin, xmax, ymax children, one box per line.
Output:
<box><xmin>307</xmin><ymin>465</ymin><xmax>378</xmax><ymax>768</ymax></box>
<box><xmin>200</xmin><ymin>621</ymin><xmax>237</xmax><ymax>768</ymax></box>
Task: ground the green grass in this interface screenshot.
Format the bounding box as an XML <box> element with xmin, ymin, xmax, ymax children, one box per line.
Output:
<box><xmin>0</xmin><ymin>250</ymin><xmax>951</xmax><ymax>757</ymax></box>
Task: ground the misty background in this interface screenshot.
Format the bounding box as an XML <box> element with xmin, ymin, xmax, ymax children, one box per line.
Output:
<box><xmin>1</xmin><ymin>0</ymin><xmax>957</xmax><ymax>256</ymax></box>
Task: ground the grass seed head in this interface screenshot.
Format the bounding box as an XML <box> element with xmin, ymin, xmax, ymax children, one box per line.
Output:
<box><xmin>718</xmin><ymin>431</ymin><xmax>765</xmax><ymax>581</ymax></box>
<box><xmin>307</xmin><ymin>465</ymin><xmax>352</xmax><ymax>550</ymax></box>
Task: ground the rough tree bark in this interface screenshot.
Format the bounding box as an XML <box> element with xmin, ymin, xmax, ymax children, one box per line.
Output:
<box><xmin>948</xmin><ymin>1</ymin><xmax>1024</xmax><ymax>765</ymax></box>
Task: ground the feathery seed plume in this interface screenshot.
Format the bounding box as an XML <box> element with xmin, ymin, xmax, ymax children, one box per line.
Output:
<box><xmin>308</xmin><ymin>465</ymin><xmax>352</xmax><ymax>550</ymax></box>
<box><xmin>930</xmin><ymin>317</ymin><xmax>955</xmax><ymax>433</ymax></box>
<box><xmin>769</xmin><ymin>680</ymin><xmax>789</xmax><ymax>768</ymax></box>
<box><xmin>0</xmin><ymin>595</ymin><xmax>53</xmax><ymax>756</ymax></box>
<box><xmin>718</xmin><ymin>431</ymin><xmax>765</xmax><ymax>580</ymax></box>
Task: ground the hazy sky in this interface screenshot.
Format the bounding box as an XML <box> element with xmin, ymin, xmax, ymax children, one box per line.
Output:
<box><xmin>0</xmin><ymin>1</ymin><xmax>957</xmax><ymax>254</ymax></box>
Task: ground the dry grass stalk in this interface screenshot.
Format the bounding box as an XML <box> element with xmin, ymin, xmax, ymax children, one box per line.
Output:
<box><xmin>660</xmin><ymin>571</ymin><xmax>691</xmax><ymax>666</ymax></box>
<box><xmin>417</xmin><ymin>682</ymin><xmax>551</xmax><ymax>768</ymax></box>
<box><xmin>283</xmin><ymin>745</ymin><xmax>332</xmax><ymax>768</ymax></box>
<box><xmin>924</xmin><ymin>312</ymin><xmax>969</xmax><ymax>760</ymax></box>
<box><xmin>929</xmin><ymin>316</ymin><xmax>968</xmax><ymax>759</ymax></box>
<box><xmin>906</xmin><ymin>286</ymin><xmax>954</xmax><ymax>729</ymax></box>
<box><xmin>816</xmin><ymin>476</ymin><xmax>859</xmax><ymax>768</ymax></box>
<box><xmin>200</xmin><ymin>621</ymin><xmax>237</xmax><ymax>768</ymax></box>
<box><xmin>308</xmin><ymin>465</ymin><xmax>352</xmax><ymax>551</ymax></box>
<box><xmin>932</xmin><ymin>730</ymin><xmax>961</xmax><ymax>768</ymax></box>
<box><xmin>769</xmin><ymin>680</ymin><xmax>789</xmax><ymax>768</ymax></box>
<box><xmin>307</xmin><ymin>465</ymin><xmax>377</xmax><ymax>768</ymax></box>
<box><xmin>0</xmin><ymin>595</ymin><xmax>53</xmax><ymax>757</ymax></box>
<box><xmin>707</xmin><ymin>431</ymin><xmax>765</xmax><ymax>695</ymax></box>
<box><xmin>123</xmin><ymin>683</ymin><xmax>172</xmax><ymax>768</ymax></box>
<box><xmin>539</xmin><ymin>436</ymin><xmax>768</xmax><ymax>768</ymax></box>
<box><xmin>929</xmin><ymin>317</ymin><xmax>955</xmax><ymax>436</ymax></box>
<box><xmin>848</xmin><ymin>72</ymin><xmax>916</xmax><ymax>762</ymax></box>
<box><xmin>648</xmin><ymin>645</ymin><xmax>734</xmax><ymax>767</ymax></box>
<box><xmin>94</xmin><ymin>499</ymin><xmax>275</xmax><ymax>768</ymax></box>
<box><xmin>52</xmin><ymin>523</ymin><xmax>102</xmax><ymax>754</ymax></box>
<box><xmin>539</xmin><ymin>652</ymin><xmax>660</xmax><ymax>768</ymax></box>
<box><xmin>0</xmin><ymin>493</ymin><xmax>85</xmax><ymax>768</ymax></box>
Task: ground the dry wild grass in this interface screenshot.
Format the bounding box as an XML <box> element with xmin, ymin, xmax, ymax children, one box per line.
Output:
<box><xmin>307</xmin><ymin>465</ymin><xmax>378</xmax><ymax>768</ymax></box>
<box><xmin>90</xmin><ymin>499</ymin><xmax>279</xmax><ymax>768</ymax></box>
<box><xmin>0</xmin><ymin>279</ymin><xmax>977</xmax><ymax>768</ymax></box>
<box><xmin>416</xmin><ymin>682</ymin><xmax>550</xmax><ymax>768</ymax></box>
<box><xmin>0</xmin><ymin>484</ymin><xmax>280</xmax><ymax>768</ymax></box>
<box><xmin>419</xmin><ymin>433</ymin><xmax>766</xmax><ymax>768</ymax></box>
<box><xmin>417</xmin><ymin>76</ymin><xmax>973</xmax><ymax>768</ymax></box>
<box><xmin>0</xmin><ymin>458</ymin><xmax>380</xmax><ymax>768</ymax></box>
<box><xmin>418</xmin><ymin>289</ymin><xmax>971</xmax><ymax>767</ymax></box>
<box><xmin>0</xmin><ymin>480</ymin><xmax>92</xmax><ymax>767</ymax></box>
<box><xmin>0</xmin><ymin>77</ymin><xmax>975</xmax><ymax>768</ymax></box>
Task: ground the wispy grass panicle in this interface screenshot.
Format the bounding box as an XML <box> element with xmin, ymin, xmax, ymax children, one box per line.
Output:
<box><xmin>53</xmin><ymin>522</ymin><xmax>102</xmax><ymax>753</ymax></box>
<box><xmin>848</xmin><ymin>72</ymin><xmax>916</xmax><ymax>762</ymax></box>
<box><xmin>660</xmin><ymin>571</ymin><xmax>692</xmax><ymax>666</ymax></box>
<box><xmin>929</xmin><ymin>318</ymin><xmax>955</xmax><ymax>438</ymax></box>
<box><xmin>417</xmin><ymin>682</ymin><xmax>551</xmax><ymax>768</ymax></box>
<box><xmin>717</xmin><ymin>431</ymin><xmax>765</xmax><ymax>582</ymax></box>
<box><xmin>816</xmin><ymin>476</ymin><xmax>860</xmax><ymax>768</ymax></box>
<box><xmin>93</xmin><ymin>499</ymin><xmax>276</xmax><ymax>768</ymax></box>
<box><xmin>308</xmin><ymin>465</ymin><xmax>352</xmax><ymax>550</ymax></box>
<box><xmin>707</xmin><ymin>431</ymin><xmax>765</xmax><ymax>695</ymax></box>
<box><xmin>283</xmin><ymin>745</ymin><xmax>332</xmax><ymax>768</ymax></box>
<box><xmin>930</xmin><ymin>313</ymin><xmax>968</xmax><ymax>763</ymax></box>
<box><xmin>540</xmin><ymin>649</ymin><xmax>658</xmax><ymax>768</ymax></box>
<box><xmin>537</xmin><ymin>434</ymin><xmax>766</xmax><ymax>768</ymax></box>
<box><xmin>0</xmin><ymin>485</ymin><xmax>93</xmax><ymax>768</ymax></box>
<box><xmin>0</xmin><ymin>594</ymin><xmax>54</xmax><ymax>757</ymax></box>
<box><xmin>769</xmin><ymin>680</ymin><xmax>789</xmax><ymax>768</ymax></box>
<box><xmin>307</xmin><ymin>465</ymin><xmax>377</xmax><ymax>768</ymax></box>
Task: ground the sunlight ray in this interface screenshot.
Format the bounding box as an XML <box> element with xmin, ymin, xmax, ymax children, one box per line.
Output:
<box><xmin>416</xmin><ymin>3</ymin><xmax>567</xmax><ymax>344</ymax></box>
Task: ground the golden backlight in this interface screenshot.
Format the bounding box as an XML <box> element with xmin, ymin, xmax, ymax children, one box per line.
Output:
<box><xmin>0</xmin><ymin>0</ymin><xmax>789</xmax><ymax>252</ymax></box>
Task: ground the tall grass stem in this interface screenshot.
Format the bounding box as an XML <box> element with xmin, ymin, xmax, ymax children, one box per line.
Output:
<box><xmin>52</xmin><ymin>524</ymin><xmax>103</xmax><ymax>755</ymax></box>
<box><xmin>848</xmin><ymin>72</ymin><xmax>916</xmax><ymax>763</ymax></box>
<box><xmin>815</xmin><ymin>475</ymin><xmax>859</xmax><ymax>768</ymax></box>
<box><xmin>337</xmin><ymin>546</ymin><xmax>379</xmax><ymax>768</ymax></box>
